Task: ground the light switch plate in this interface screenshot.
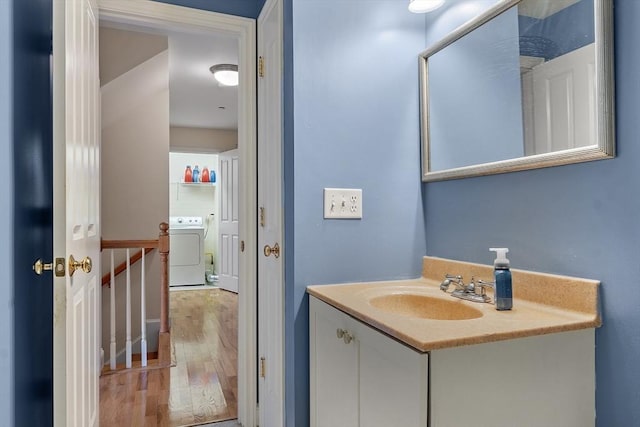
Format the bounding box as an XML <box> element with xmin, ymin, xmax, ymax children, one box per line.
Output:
<box><xmin>324</xmin><ymin>188</ymin><xmax>362</xmax><ymax>219</ymax></box>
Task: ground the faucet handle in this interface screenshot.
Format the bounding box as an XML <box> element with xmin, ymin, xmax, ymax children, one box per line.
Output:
<box><xmin>475</xmin><ymin>279</ymin><xmax>495</xmax><ymax>303</ymax></box>
<box><xmin>477</xmin><ymin>279</ymin><xmax>495</xmax><ymax>289</ymax></box>
<box><xmin>441</xmin><ymin>273</ymin><xmax>463</xmax><ymax>291</ymax></box>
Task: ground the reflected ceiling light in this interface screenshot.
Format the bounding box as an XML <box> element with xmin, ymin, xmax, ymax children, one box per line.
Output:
<box><xmin>408</xmin><ymin>0</ymin><xmax>444</xmax><ymax>13</ymax></box>
<box><xmin>209</xmin><ymin>64</ymin><xmax>238</xmax><ymax>87</ymax></box>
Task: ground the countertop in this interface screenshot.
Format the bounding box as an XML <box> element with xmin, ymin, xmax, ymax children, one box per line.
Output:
<box><xmin>307</xmin><ymin>256</ymin><xmax>601</xmax><ymax>352</ymax></box>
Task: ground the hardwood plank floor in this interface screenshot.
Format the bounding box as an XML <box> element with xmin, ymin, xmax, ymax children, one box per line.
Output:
<box><xmin>100</xmin><ymin>288</ymin><xmax>238</xmax><ymax>426</ymax></box>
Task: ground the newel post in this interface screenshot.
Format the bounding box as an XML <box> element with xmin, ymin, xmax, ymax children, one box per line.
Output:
<box><xmin>159</xmin><ymin>222</ymin><xmax>170</xmax><ymax>333</ymax></box>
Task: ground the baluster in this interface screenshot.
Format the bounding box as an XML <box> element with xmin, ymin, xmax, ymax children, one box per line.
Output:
<box><xmin>140</xmin><ymin>249</ymin><xmax>147</xmax><ymax>367</ymax></box>
<box><xmin>110</xmin><ymin>249</ymin><xmax>116</xmax><ymax>370</ymax></box>
<box><xmin>126</xmin><ymin>248</ymin><xmax>132</xmax><ymax>369</ymax></box>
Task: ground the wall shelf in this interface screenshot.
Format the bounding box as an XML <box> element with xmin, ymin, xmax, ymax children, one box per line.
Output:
<box><xmin>173</xmin><ymin>182</ymin><xmax>217</xmax><ymax>186</ymax></box>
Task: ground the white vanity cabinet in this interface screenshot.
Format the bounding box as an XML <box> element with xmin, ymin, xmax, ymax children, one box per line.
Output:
<box><xmin>310</xmin><ymin>295</ymin><xmax>596</xmax><ymax>427</ymax></box>
<box><xmin>310</xmin><ymin>296</ymin><xmax>429</xmax><ymax>427</ymax></box>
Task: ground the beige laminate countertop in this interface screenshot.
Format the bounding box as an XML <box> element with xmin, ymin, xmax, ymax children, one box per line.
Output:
<box><xmin>307</xmin><ymin>257</ymin><xmax>601</xmax><ymax>353</ymax></box>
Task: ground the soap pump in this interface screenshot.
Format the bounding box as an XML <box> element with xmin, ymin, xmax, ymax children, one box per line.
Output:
<box><xmin>490</xmin><ymin>247</ymin><xmax>512</xmax><ymax>311</ymax></box>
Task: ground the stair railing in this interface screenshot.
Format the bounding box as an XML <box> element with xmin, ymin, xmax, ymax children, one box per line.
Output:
<box><xmin>100</xmin><ymin>222</ymin><xmax>169</xmax><ymax>370</ymax></box>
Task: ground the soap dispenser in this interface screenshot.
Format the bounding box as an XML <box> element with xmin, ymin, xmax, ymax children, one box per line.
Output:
<box><xmin>490</xmin><ymin>248</ymin><xmax>512</xmax><ymax>311</ymax></box>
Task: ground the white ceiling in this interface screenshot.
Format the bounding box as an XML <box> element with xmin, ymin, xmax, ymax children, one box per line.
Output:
<box><xmin>100</xmin><ymin>20</ymin><xmax>239</xmax><ymax>130</ymax></box>
<box><xmin>167</xmin><ymin>31</ymin><xmax>239</xmax><ymax>130</ymax></box>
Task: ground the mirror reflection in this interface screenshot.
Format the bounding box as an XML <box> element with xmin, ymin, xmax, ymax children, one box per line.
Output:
<box><xmin>421</xmin><ymin>0</ymin><xmax>612</xmax><ymax>180</ymax></box>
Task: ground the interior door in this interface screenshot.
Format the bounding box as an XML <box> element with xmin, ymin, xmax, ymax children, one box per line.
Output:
<box><xmin>218</xmin><ymin>148</ymin><xmax>240</xmax><ymax>293</ymax></box>
<box><xmin>258</xmin><ymin>0</ymin><xmax>284</xmax><ymax>424</ymax></box>
<box><xmin>55</xmin><ymin>0</ymin><xmax>101</xmax><ymax>425</ymax></box>
<box><xmin>530</xmin><ymin>43</ymin><xmax>596</xmax><ymax>154</ymax></box>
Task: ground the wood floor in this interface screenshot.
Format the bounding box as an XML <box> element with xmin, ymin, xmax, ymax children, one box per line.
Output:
<box><xmin>100</xmin><ymin>288</ymin><xmax>238</xmax><ymax>426</ymax></box>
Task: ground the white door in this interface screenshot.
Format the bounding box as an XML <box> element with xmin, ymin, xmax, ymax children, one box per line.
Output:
<box><xmin>258</xmin><ymin>0</ymin><xmax>284</xmax><ymax>425</ymax></box>
<box><xmin>529</xmin><ymin>43</ymin><xmax>596</xmax><ymax>154</ymax></box>
<box><xmin>218</xmin><ymin>149</ymin><xmax>240</xmax><ymax>293</ymax></box>
<box><xmin>54</xmin><ymin>0</ymin><xmax>101</xmax><ymax>425</ymax></box>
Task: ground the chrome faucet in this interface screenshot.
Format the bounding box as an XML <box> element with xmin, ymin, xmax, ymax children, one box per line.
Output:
<box><xmin>440</xmin><ymin>274</ymin><xmax>495</xmax><ymax>304</ymax></box>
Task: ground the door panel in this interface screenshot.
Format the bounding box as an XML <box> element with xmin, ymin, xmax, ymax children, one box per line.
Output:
<box><xmin>218</xmin><ymin>149</ymin><xmax>240</xmax><ymax>293</ymax></box>
<box><xmin>258</xmin><ymin>0</ymin><xmax>284</xmax><ymax>424</ymax></box>
<box><xmin>64</xmin><ymin>0</ymin><xmax>101</xmax><ymax>425</ymax></box>
<box><xmin>310</xmin><ymin>299</ymin><xmax>359</xmax><ymax>427</ymax></box>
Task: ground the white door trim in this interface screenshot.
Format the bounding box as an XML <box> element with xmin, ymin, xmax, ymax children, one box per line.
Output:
<box><xmin>94</xmin><ymin>2</ymin><xmax>257</xmax><ymax>425</ymax></box>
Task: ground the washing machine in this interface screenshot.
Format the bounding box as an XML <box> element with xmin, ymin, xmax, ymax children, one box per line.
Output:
<box><xmin>169</xmin><ymin>216</ymin><xmax>205</xmax><ymax>286</ymax></box>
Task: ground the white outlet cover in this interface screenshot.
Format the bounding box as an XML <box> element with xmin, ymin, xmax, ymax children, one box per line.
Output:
<box><xmin>324</xmin><ymin>188</ymin><xmax>362</xmax><ymax>219</ymax></box>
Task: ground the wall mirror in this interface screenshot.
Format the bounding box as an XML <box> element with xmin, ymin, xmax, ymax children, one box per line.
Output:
<box><xmin>420</xmin><ymin>0</ymin><xmax>614</xmax><ymax>182</ymax></box>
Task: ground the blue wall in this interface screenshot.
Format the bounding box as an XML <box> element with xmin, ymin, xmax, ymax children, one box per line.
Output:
<box><xmin>428</xmin><ymin>6</ymin><xmax>523</xmax><ymax>170</ymax></box>
<box><xmin>289</xmin><ymin>1</ymin><xmax>427</xmax><ymax>425</ymax></box>
<box><xmin>153</xmin><ymin>0</ymin><xmax>266</xmax><ymax>18</ymax></box>
<box><xmin>0</xmin><ymin>0</ymin><xmax>14</xmax><ymax>424</ymax></box>
<box><xmin>519</xmin><ymin>0</ymin><xmax>594</xmax><ymax>60</ymax></box>
<box><xmin>424</xmin><ymin>0</ymin><xmax>640</xmax><ymax>425</ymax></box>
<box><xmin>13</xmin><ymin>0</ymin><xmax>55</xmax><ymax>423</ymax></box>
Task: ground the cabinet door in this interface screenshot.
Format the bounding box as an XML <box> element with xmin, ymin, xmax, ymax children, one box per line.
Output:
<box><xmin>430</xmin><ymin>329</ymin><xmax>595</xmax><ymax>427</ymax></box>
<box><xmin>356</xmin><ymin>320</ymin><xmax>429</xmax><ymax>427</ymax></box>
<box><xmin>310</xmin><ymin>297</ymin><xmax>359</xmax><ymax>427</ymax></box>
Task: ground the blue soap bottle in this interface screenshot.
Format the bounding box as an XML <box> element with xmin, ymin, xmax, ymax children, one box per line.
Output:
<box><xmin>490</xmin><ymin>248</ymin><xmax>512</xmax><ymax>311</ymax></box>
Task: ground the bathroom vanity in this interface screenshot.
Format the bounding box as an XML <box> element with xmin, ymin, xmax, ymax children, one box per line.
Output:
<box><xmin>308</xmin><ymin>256</ymin><xmax>601</xmax><ymax>427</ymax></box>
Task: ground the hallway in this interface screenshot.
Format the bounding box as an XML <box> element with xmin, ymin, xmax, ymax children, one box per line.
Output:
<box><xmin>100</xmin><ymin>288</ymin><xmax>238</xmax><ymax>426</ymax></box>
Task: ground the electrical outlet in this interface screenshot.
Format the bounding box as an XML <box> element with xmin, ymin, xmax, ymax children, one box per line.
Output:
<box><xmin>324</xmin><ymin>188</ymin><xmax>362</xmax><ymax>219</ymax></box>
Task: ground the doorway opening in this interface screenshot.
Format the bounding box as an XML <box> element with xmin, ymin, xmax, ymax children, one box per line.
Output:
<box><xmin>97</xmin><ymin>9</ymin><xmax>248</xmax><ymax>425</ymax></box>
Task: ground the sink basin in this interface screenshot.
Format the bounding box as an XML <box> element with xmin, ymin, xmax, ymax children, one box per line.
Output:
<box><xmin>369</xmin><ymin>293</ymin><xmax>483</xmax><ymax>320</ymax></box>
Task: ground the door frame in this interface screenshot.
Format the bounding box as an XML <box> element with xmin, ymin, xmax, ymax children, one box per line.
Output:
<box><xmin>55</xmin><ymin>1</ymin><xmax>259</xmax><ymax>425</ymax></box>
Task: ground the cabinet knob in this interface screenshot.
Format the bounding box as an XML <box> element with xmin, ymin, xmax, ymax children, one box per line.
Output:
<box><xmin>336</xmin><ymin>328</ymin><xmax>353</xmax><ymax>344</ymax></box>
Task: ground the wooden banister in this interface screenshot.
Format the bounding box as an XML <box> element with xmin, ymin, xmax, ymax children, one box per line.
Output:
<box><xmin>101</xmin><ymin>247</ymin><xmax>155</xmax><ymax>287</ymax></box>
<box><xmin>102</xmin><ymin>239</ymin><xmax>159</xmax><ymax>250</ymax></box>
<box><xmin>159</xmin><ymin>222</ymin><xmax>170</xmax><ymax>334</ymax></box>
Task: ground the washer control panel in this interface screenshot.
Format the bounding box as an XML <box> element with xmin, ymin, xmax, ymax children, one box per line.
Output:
<box><xmin>169</xmin><ymin>216</ymin><xmax>203</xmax><ymax>227</ymax></box>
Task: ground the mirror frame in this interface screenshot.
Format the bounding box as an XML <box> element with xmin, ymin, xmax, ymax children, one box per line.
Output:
<box><xmin>420</xmin><ymin>0</ymin><xmax>615</xmax><ymax>182</ymax></box>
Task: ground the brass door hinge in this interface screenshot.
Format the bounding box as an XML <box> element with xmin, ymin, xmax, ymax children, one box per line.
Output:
<box><xmin>260</xmin><ymin>206</ymin><xmax>265</xmax><ymax>227</ymax></box>
<box><xmin>260</xmin><ymin>356</ymin><xmax>266</xmax><ymax>378</ymax></box>
<box><xmin>241</xmin><ymin>240</ymin><xmax>245</xmax><ymax>252</ymax></box>
<box><xmin>258</xmin><ymin>56</ymin><xmax>265</xmax><ymax>78</ymax></box>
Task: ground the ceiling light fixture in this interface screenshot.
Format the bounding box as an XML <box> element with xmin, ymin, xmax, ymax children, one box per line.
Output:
<box><xmin>209</xmin><ymin>64</ymin><xmax>239</xmax><ymax>87</ymax></box>
<box><xmin>408</xmin><ymin>0</ymin><xmax>444</xmax><ymax>13</ymax></box>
